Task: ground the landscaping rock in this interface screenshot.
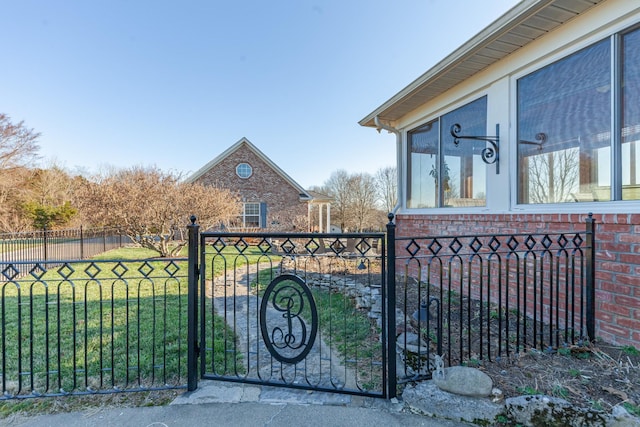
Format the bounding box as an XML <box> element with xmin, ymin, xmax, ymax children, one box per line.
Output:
<box><xmin>403</xmin><ymin>382</ymin><xmax>640</xmax><ymax>426</ymax></box>
<box><xmin>433</xmin><ymin>366</ymin><xmax>493</xmax><ymax>397</ymax></box>
<box><xmin>608</xmin><ymin>405</ymin><xmax>640</xmax><ymax>427</ymax></box>
<box><xmin>505</xmin><ymin>394</ymin><xmax>609</xmax><ymax>427</ymax></box>
<box><xmin>402</xmin><ymin>381</ymin><xmax>504</xmax><ymax>424</ymax></box>
<box><xmin>395</xmin><ymin>332</ymin><xmax>433</xmax><ymax>376</ymax></box>
<box><xmin>396</xmin><ymin>332</ymin><xmax>430</xmax><ymax>355</ymax></box>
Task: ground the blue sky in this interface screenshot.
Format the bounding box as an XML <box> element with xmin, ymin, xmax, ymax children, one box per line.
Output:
<box><xmin>2</xmin><ymin>0</ymin><xmax>519</xmax><ymax>188</ymax></box>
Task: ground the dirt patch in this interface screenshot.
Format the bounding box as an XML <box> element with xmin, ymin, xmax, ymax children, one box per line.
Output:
<box><xmin>483</xmin><ymin>343</ymin><xmax>640</xmax><ymax>413</ymax></box>
<box><xmin>0</xmin><ymin>388</ymin><xmax>182</xmax><ymax>420</ymax></box>
<box><xmin>395</xmin><ymin>277</ymin><xmax>640</xmax><ymax>416</ymax></box>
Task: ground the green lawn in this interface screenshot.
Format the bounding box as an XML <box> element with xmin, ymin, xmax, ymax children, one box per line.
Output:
<box><xmin>0</xmin><ymin>246</ymin><xmax>242</xmax><ymax>397</ymax></box>
<box><xmin>1</xmin><ymin>243</ymin><xmax>382</xmax><ymax>397</ymax></box>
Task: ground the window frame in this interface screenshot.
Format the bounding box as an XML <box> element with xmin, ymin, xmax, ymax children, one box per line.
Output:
<box><xmin>511</xmin><ymin>22</ymin><xmax>640</xmax><ymax>210</ymax></box>
<box><xmin>243</xmin><ymin>202</ymin><xmax>260</xmax><ymax>228</ymax></box>
<box><xmin>236</xmin><ymin>162</ymin><xmax>253</xmax><ymax>179</ymax></box>
<box><xmin>515</xmin><ymin>39</ymin><xmax>611</xmax><ymax>205</ymax></box>
<box><xmin>405</xmin><ymin>95</ymin><xmax>488</xmax><ymax>210</ymax></box>
<box><xmin>230</xmin><ymin>202</ymin><xmax>261</xmax><ymax>229</ymax></box>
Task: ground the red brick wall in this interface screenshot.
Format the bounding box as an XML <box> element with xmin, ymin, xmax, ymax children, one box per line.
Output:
<box><xmin>395</xmin><ymin>212</ymin><xmax>640</xmax><ymax>348</ymax></box>
<box><xmin>194</xmin><ymin>144</ymin><xmax>308</xmax><ymax>230</ymax></box>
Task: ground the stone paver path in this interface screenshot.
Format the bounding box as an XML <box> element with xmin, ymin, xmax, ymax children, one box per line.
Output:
<box><xmin>205</xmin><ymin>262</ymin><xmax>357</xmax><ymax>390</ymax></box>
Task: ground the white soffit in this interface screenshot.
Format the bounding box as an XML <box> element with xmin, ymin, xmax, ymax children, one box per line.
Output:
<box><xmin>359</xmin><ymin>0</ymin><xmax>604</xmax><ymax>128</ymax></box>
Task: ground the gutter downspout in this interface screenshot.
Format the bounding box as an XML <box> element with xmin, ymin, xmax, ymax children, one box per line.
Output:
<box><xmin>374</xmin><ymin>116</ymin><xmax>402</xmax><ymax>219</ymax></box>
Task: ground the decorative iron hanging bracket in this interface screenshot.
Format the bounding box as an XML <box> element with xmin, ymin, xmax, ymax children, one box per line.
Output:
<box><xmin>450</xmin><ymin>123</ymin><xmax>500</xmax><ymax>174</ymax></box>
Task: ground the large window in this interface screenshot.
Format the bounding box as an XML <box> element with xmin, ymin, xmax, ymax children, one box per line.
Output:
<box><xmin>407</xmin><ymin>97</ymin><xmax>487</xmax><ymax>208</ymax></box>
<box><xmin>622</xmin><ymin>27</ymin><xmax>640</xmax><ymax>200</ymax></box>
<box><xmin>517</xmin><ymin>26</ymin><xmax>640</xmax><ymax>204</ymax></box>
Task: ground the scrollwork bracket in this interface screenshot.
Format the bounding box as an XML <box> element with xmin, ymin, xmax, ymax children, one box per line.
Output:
<box><xmin>450</xmin><ymin>123</ymin><xmax>500</xmax><ymax>174</ymax></box>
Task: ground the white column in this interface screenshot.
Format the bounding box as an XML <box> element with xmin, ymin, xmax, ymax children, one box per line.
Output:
<box><xmin>326</xmin><ymin>203</ymin><xmax>331</xmax><ymax>233</ymax></box>
<box><xmin>318</xmin><ymin>203</ymin><xmax>323</xmax><ymax>233</ymax></box>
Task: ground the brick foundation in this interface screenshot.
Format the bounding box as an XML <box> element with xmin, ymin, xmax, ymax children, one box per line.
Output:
<box><xmin>395</xmin><ymin>212</ymin><xmax>640</xmax><ymax>348</ymax></box>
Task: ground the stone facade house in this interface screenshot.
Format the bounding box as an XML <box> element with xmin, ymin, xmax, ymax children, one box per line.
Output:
<box><xmin>361</xmin><ymin>0</ymin><xmax>640</xmax><ymax>347</ymax></box>
<box><xmin>187</xmin><ymin>137</ymin><xmax>329</xmax><ymax>232</ymax></box>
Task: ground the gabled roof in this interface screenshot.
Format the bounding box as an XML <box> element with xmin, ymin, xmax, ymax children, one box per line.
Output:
<box><xmin>306</xmin><ymin>190</ymin><xmax>333</xmax><ymax>203</ymax></box>
<box><xmin>359</xmin><ymin>0</ymin><xmax>605</xmax><ymax>128</ymax></box>
<box><xmin>186</xmin><ymin>137</ymin><xmax>312</xmax><ymax>200</ymax></box>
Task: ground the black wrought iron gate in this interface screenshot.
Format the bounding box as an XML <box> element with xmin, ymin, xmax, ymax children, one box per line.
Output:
<box><xmin>185</xmin><ymin>215</ymin><xmax>594</xmax><ymax>400</ymax></box>
<box><xmin>186</xmin><ymin>219</ymin><xmax>395</xmax><ymax>398</ymax></box>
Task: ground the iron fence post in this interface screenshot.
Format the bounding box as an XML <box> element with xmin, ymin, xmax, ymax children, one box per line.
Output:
<box><xmin>385</xmin><ymin>213</ymin><xmax>397</xmax><ymax>399</ymax></box>
<box><xmin>187</xmin><ymin>215</ymin><xmax>200</xmax><ymax>391</ymax></box>
<box><xmin>80</xmin><ymin>225</ymin><xmax>84</xmax><ymax>259</ymax></box>
<box><xmin>43</xmin><ymin>226</ymin><xmax>48</xmax><ymax>261</ymax></box>
<box><xmin>585</xmin><ymin>213</ymin><xmax>596</xmax><ymax>342</ymax></box>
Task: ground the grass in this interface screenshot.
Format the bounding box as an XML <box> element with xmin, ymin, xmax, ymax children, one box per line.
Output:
<box><xmin>0</xmin><ymin>388</ymin><xmax>181</xmax><ymax>419</ymax></box>
<box><xmin>92</xmin><ymin>246</ymin><xmax>166</xmax><ymax>259</ymax></box>
<box><xmin>202</xmin><ymin>243</ymin><xmax>273</xmax><ymax>279</ymax></box>
<box><xmin>516</xmin><ymin>385</ymin><xmax>539</xmax><ymax>395</ymax></box>
<box><xmin>1</xmin><ymin>253</ymin><xmax>186</xmax><ymax>393</ymax></box>
<box><xmin>0</xmin><ymin>246</ymin><xmax>241</xmax><ymax>399</ymax></box>
<box><xmin>551</xmin><ymin>384</ymin><xmax>569</xmax><ymax>399</ymax></box>
<box><xmin>568</xmin><ymin>368</ymin><xmax>581</xmax><ymax>378</ymax></box>
<box><xmin>623</xmin><ymin>402</ymin><xmax>640</xmax><ymax>417</ymax></box>
<box><xmin>622</xmin><ymin>345</ymin><xmax>640</xmax><ymax>357</ymax></box>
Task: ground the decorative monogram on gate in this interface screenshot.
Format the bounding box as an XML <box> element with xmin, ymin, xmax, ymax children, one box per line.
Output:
<box><xmin>259</xmin><ymin>274</ymin><xmax>318</xmax><ymax>364</ymax></box>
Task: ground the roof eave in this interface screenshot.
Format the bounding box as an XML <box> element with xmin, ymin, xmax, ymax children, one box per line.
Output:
<box><xmin>359</xmin><ymin>0</ymin><xmax>556</xmax><ymax>128</ymax></box>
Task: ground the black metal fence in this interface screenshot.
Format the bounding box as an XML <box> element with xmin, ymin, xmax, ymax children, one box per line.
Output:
<box><xmin>389</xmin><ymin>215</ymin><xmax>595</xmax><ymax>382</ymax></box>
<box><xmin>0</xmin><ymin>227</ymin><xmax>129</xmax><ymax>265</ymax></box>
<box><xmin>189</xmin><ymin>225</ymin><xmax>392</xmax><ymax>398</ymax></box>
<box><xmin>0</xmin><ymin>257</ymin><xmax>189</xmax><ymax>398</ymax></box>
<box><xmin>0</xmin><ymin>216</ymin><xmax>595</xmax><ymax>400</ymax></box>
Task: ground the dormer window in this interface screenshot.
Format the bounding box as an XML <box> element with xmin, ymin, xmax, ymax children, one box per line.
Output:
<box><xmin>236</xmin><ymin>163</ymin><xmax>252</xmax><ymax>179</ymax></box>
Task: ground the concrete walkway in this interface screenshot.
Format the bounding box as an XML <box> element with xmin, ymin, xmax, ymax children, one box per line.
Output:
<box><xmin>11</xmin><ymin>380</ymin><xmax>474</xmax><ymax>427</ymax></box>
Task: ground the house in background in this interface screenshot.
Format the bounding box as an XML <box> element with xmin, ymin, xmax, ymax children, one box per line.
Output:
<box><xmin>361</xmin><ymin>0</ymin><xmax>640</xmax><ymax>347</ymax></box>
<box><xmin>187</xmin><ymin>137</ymin><xmax>330</xmax><ymax>232</ymax></box>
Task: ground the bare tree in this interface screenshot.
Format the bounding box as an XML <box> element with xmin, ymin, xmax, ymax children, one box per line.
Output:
<box><xmin>323</xmin><ymin>170</ymin><xmax>352</xmax><ymax>232</ymax></box>
<box><xmin>77</xmin><ymin>166</ymin><xmax>241</xmax><ymax>257</ymax></box>
<box><xmin>527</xmin><ymin>149</ymin><xmax>579</xmax><ymax>203</ymax></box>
<box><xmin>27</xmin><ymin>164</ymin><xmax>77</xmax><ymax>205</ymax></box>
<box><xmin>374</xmin><ymin>166</ymin><xmax>397</xmax><ymax>213</ymax></box>
<box><xmin>19</xmin><ymin>164</ymin><xmax>82</xmax><ymax>229</ymax></box>
<box><xmin>323</xmin><ymin>170</ymin><xmax>387</xmax><ymax>232</ymax></box>
<box><xmin>0</xmin><ymin>167</ymin><xmax>33</xmax><ymax>231</ymax></box>
<box><xmin>349</xmin><ymin>173</ymin><xmax>379</xmax><ymax>231</ymax></box>
<box><xmin>0</xmin><ymin>114</ymin><xmax>40</xmax><ymax>170</ymax></box>
<box><xmin>0</xmin><ymin>114</ymin><xmax>41</xmax><ymax>231</ymax></box>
